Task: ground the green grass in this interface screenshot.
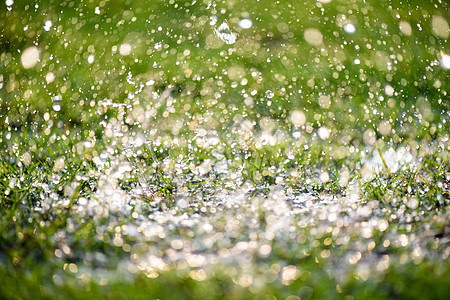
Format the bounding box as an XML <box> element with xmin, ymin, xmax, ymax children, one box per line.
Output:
<box><xmin>1</xmin><ymin>0</ymin><xmax>449</xmax><ymax>299</ymax></box>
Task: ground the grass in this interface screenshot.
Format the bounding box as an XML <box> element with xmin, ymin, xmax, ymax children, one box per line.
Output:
<box><xmin>1</xmin><ymin>0</ymin><xmax>449</xmax><ymax>299</ymax></box>
<box><xmin>0</xmin><ymin>133</ymin><xmax>448</xmax><ymax>299</ymax></box>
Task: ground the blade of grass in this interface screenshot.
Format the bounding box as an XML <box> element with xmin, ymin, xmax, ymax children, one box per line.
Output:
<box><xmin>376</xmin><ymin>144</ymin><xmax>390</xmax><ymax>175</ymax></box>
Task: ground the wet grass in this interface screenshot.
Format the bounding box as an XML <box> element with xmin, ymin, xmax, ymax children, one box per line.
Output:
<box><xmin>1</xmin><ymin>130</ymin><xmax>448</xmax><ymax>299</ymax></box>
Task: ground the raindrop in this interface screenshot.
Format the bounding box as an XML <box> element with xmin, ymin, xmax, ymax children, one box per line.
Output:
<box><xmin>238</xmin><ymin>18</ymin><xmax>252</xmax><ymax>29</ymax></box>
<box><xmin>320</xmin><ymin>171</ymin><xmax>330</xmax><ymax>183</ymax></box>
<box><xmin>176</xmin><ymin>198</ymin><xmax>188</xmax><ymax>209</ymax></box>
<box><xmin>209</xmin><ymin>16</ymin><xmax>217</xmax><ymax>26</ymax></box>
<box><xmin>214</xmin><ymin>160</ymin><xmax>228</xmax><ymax>174</ymax></box>
<box><xmin>52</xmin><ymin>95</ymin><xmax>62</xmax><ymax>111</ymax></box>
<box><xmin>119</xmin><ymin>43</ymin><xmax>132</xmax><ymax>56</ymax></box>
<box><xmin>343</xmin><ymin>23</ymin><xmax>356</xmax><ymax>34</ymax></box>
<box><xmin>290</xmin><ymin>110</ymin><xmax>306</xmax><ymax>127</ymax></box>
<box><xmin>399</xmin><ymin>21</ymin><xmax>412</xmax><ymax>36</ymax></box>
<box><xmin>431</xmin><ymin>15</ymin><xmax>449</xmax><ymax>39</ymax></box>
<box><xmin>304</xmin><ymin>28</ymin><xmax>323</xmax><ymax>46</ymax></box>
<box><xmin>378</xmin><ymin>120</ymin><xmax>392</xmax><ymax>136</ymax></box>
<box><xmin>363</xmin><ymin>129</ymin><xmax>376</xmax><ymax>145</ymax></box>
<box><xmin>266</xmin><ymin>90</ymin><xmax>274</xmax><ymax>99</ymax></box>
<box><xmin>214</xmin><ymin>22</ymin><xmax>237</xmax><ymax>44</ymax></box>
<box><xmin>384</xmin><ymin>84</ymin><xmax>395</xmax><ymax>96</ymax></box>
<box><xmin>43</xmin><ymin>20</ymin><xmax>52</xmax><ymax>31</ymax></box>
<box><xmin>318</xmin><ymin>95</ymin><xmax>331</xmax><ymax>109</ymax></box>
<box><xmin>440</xmin><ymin>51</ymin><xmax>450</xmax><ymax>70</ymax></box>
<box><xmin>318</xmin><ymin>127</ymin><xmax>330</xmax><ymax>140</ymax></box>
<box><xmin>21</xmin><ymin>46</ymin><xmax>39</xmax><ymax>69</ymax></box>
<box><xmin>45</xmin><ymin>72</ymin><xmax>55</xmax><ymax>84</ymax></box>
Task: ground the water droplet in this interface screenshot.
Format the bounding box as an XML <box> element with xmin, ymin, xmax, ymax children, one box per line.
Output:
<box><xmin>431</xmin><ymin>15</ymin><xmax>449</xmax><ymax>39</ymax></box>
<box><xmin>384</xmin><ymin>84</ymin><xmax>394</xmax><ymax>96</ymax></box>
<box><xmin>440</xmin><ymin>51</ymin><xmax>450</xmax><ymax>70</ymax></box>
<box><xmin>214</xmin><ymin>22</ymin><xmax>237</xmax><ymax>45</ymax></box>
<box><xmin>363</xmin><ymin>129</ymin><xmax>376</xmax><ymax>145</ymax></box>
<box><xmin>209</xmin><ymin>16</ymin><xmax>217</xmax><ymax>26</ymax></box>
<box><xmin>303</xmin><ymin>28</ymin><xmax>323</xmax><ymax>46</ymax></box>
<box><xmin>320</xmin><ymin>171</ymin><xmax>330</xmax><ymax>183</ymax></box>
<box><xmin>266</xmin><ymin>90</ymin><xmax>274</xmax><ymax>99</ymax></box>
<box><xmin>343</xmin><ymin>23</ymin><xmax>356</xmax><ymax>34</ymax></box>
<box><xmin>318</xmin><ymin>95</ymin><xmax>331</xmax><ymax>109</ymax></box>
<box><xmin>21</xmin><ymin>46</ymin><xmax>39</xmax><ymax>69</ymax></box>
<box><xmin>238</xmin><ymin>18</ymin><xmax>252</xmax><ymax>29</ymax></box>
<box><xmin>176</xmin><ymin>198</ymin><xmax>188</xmax><ymax>209</ymax></box>
<box><xmin>407</xmin><ymin>197</ymin><xmax>419</xmax><ymax>209</ymax></box>
<box><xmin>119</xmin><ymin>43</ymin><xmax>132</xmax><ymax>56</ymax></box>
<box><xmin>45</xmin><ymin>72</ymin><xmax>55</xmax><ymax>84</ymax></box>
<box><xmin>378</xmin><ymin>120</ymin><xmax>392</xmax><ymax>136</ymax></box>
<box><xmin>43</xmin><ymin>20</ymin><xmax>52</xmax><ymax>31</ymax></box>
<box><xmin>52</xmin><ymin>95</ymin><xmax>62</xmax><ymax>111</ymax></box>
<box><xmin>399</xmin><ymin>21</ymin><xmax>412</xmax><ymax>36</ymax></box>
<box><xmin>214</xmin><ymin>160</ymin><xmax>228</xmax><ymax>174</ymax></box>
<box><xmin>318</xmin><ymin>127</ymin><xmax>330</xmax><ymax>140</ymax></box>
<box><xmin>290</xmin><ymin>110</ymin><xmax>306</xmax><ymax>127</ymax></box>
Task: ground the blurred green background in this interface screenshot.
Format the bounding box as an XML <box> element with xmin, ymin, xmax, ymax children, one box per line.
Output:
<box><xmin>1</xmin><ymin>0</ymin><xmax>448</xmax><ymax>146</ymax></box>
